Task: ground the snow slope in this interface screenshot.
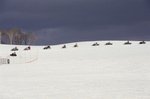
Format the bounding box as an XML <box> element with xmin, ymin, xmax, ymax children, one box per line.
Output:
<box><xmin>0</xmin><ymin>41</ymin><xmax>150</xmax><ymax>99</ymax></box>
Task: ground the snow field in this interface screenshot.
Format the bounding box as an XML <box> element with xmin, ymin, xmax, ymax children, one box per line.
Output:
<box><xmin>0</xmin><ymin>41</ymin><xmax>150</xmax><ymax>99</ymax></box>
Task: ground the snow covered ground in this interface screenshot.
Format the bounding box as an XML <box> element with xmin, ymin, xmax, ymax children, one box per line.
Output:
<box><xmin>0</xmin><ymin>41</ymin><xmax>150</xmax><ymax>99</ymax></box>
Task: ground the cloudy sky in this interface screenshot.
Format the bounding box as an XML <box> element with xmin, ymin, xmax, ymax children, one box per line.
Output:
<box><xmin>0</xmin><ymin>0</ymin><xmax>150</xmax><ymax>44</ymax></box>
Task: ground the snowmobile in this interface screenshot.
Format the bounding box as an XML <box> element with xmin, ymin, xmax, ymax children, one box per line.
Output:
<box><xmin>92</xmin><ymin>42</ymin><xmax>99</xmax><ymax>46</ymax></box>
<box><xmin>11</xmin><ymin>47</ymin><xmax>18</xmax><ymax>51</ymax></box>
<box><xmin>74</xmin><ymin>44</ymin><xmax>78</xmax><ymax>47</ymax></box>
<box><xmin>24</xmin><ymin>46</ymin><xmax>31</xmax><ymax>51</ymax></box>
<box><xmin>10</xmin><ymin>52</ymin><xmax>17</xmax><ymax>56</ymax></box>
<box><xmin>43</xmin><ymin>46</ymin><xmax>51</xmax><ymax>49</ymax></box>
<box><xmin>124</xmin><ymin>41</ymin><xmax>132</xmax><ymax>45</ymax></box>
<box><xmin>105</xmin><ymin>42</ymin><xmax>113</xmax><ymax>45</ymax></box>
<box><xmin>139</xmin><ymin>41</ymin><xmax>146</xmax><ymax>44</ymax></box>
<box><xmin>62</xmin><ymin>45</ymin><xmax>66</xmax><ymax>48</ymax></box>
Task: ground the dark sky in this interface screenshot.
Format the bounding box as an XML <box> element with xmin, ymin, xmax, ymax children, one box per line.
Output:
<box><xmin>0</xmin><ymin>0</ymin><xmax>150</xmax><ymax>45</ymax></box>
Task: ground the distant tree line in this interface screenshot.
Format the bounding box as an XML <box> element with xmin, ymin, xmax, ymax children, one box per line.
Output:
<box><xmin>0</xmin><ymin>28</ymin><xmax>37</xmax><ymax>45</ymax></box>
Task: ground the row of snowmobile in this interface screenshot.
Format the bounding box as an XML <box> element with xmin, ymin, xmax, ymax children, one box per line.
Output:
<box><xmin>10</xmin><ymin>46</ymin><xmax>31</xmax><ymax>56</ymax></box>
<box><xmin>43</xmin><ymin>41</ymin><xmax>147</xmax><ymax>49</ymax></box>
<box><xmin>43</xmin><ymin>44</ymin><xmax>78</xmax><ymax>49</ymax></box>
<box><xmin>92</xmin><ymin>41</ymin><xmax>146</xmax><ymax>46</ymax></box>
<box><xmin>9</xmin><ymin>41</ymin><xmax>147</xmax><ymax>57</ymax></box>
<box><xmin>11</xmin><ymin>46</ymin><xmax>31</xmax><ymax>51</ymax></box>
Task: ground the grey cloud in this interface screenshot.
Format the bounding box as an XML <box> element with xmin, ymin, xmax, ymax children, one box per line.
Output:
<box><xmin>2</xmin><ymin>0</ymin><xmax>150</xmax><ymax>28</ymax></box>
<box><xmin>0</xmin><ymin>0</ymin><xmax>150</xmax><ymax>44</ymax></box>
<box><xmin>0</xmin><ymin>0</ymin><xmax>6</xmax><ymax>13</ymax></box>
<box><xmin>36</xmin><ymin>21</ymin><xmax>150</xmax><ymax>45</ymax></box>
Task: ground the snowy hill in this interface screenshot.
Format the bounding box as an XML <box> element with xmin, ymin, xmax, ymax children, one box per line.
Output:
<box><xmin>0</xmin><ymin>41</ymin><xmax>150</xmax><ymax>99</ymax></box>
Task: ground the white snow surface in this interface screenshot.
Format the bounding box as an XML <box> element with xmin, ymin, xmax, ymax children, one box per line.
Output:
<box><xmin>0</xmin><ymin>41</ymin><xmax>150</xmax><ymax>99</ymax></box>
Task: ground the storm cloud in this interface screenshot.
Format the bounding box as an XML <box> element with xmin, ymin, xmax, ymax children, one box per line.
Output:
<box><xmin>0</xmin><ymin>0</ymin><xmax>150</xmax><ymax>44</ymax></box>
